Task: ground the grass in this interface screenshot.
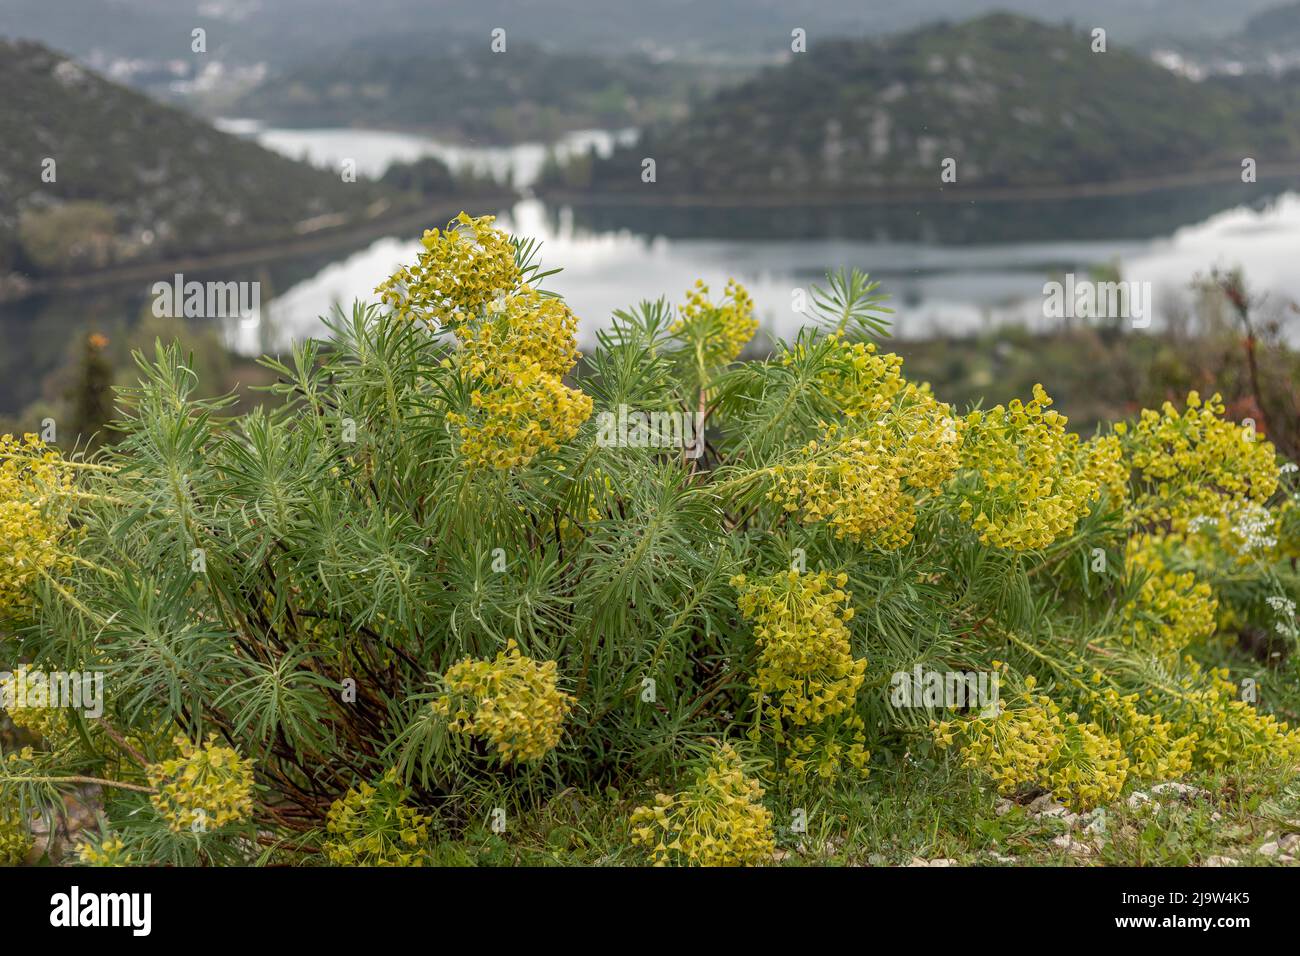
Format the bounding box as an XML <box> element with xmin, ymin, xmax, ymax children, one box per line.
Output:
<box><xmin>405</xmin><ymin>754</ymin><xmax>1300</xmax><ymax>867</ymax></box>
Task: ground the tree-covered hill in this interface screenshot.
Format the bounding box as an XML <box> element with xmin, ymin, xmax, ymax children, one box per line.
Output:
<box><xmin>1244</xmin><ymin>1</ymin><xmax>1300</xmax><ymax>42</ymax></box>
<box><xmin>226</xmin><ymin>35</ymin><xmax>733</xmax><ymax>143</ymax></box>
<box><xmin>0</xmin><ymin>40</ymin><xmax>404</xmax><ymax>279</ymax></box>
<box><xmin>1</xmin><ymin>0</ymin><xmax>1286</xmax><ymax>63</ymax></box>
<box><xmin>545</xmin><ymin>14</ymin><xmax>1298</xmax><ymax>198</ymax></box>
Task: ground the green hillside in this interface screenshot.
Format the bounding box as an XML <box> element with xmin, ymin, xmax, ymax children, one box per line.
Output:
<box><xmin>547</xmin><ymin>14</ymin><xmax>1289</xmax><ymax>198</ymax></box>
<box><xmin>0</xmin><ymin>40</ymin><xmax>402</xmax><ymax>279</ymax></box>
<box><xmin>228</xmin><ymin>36</ymin><xmax>733</xmax><ymax>143</ymax></box>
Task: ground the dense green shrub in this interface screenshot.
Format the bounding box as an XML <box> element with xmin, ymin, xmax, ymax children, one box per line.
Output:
<box><xmin>17</xmin><ymin>201</ymin><xmax>117</xmax><ymax>274</ymax></box>
<box><xmin>2</xmin><ymin>213</ymin><xmax>1299</xmax><ymax>866</ymax></box>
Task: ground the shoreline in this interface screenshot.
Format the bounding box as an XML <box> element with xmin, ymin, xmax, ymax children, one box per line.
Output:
<box><xmin>537</xmin><ymin>165</ymin><xmax>1300</xmax><ymax>207</ymax></box>
<box><xmin>0</xmin><ymin>193</ymin><xmax>517</xmax><ymax>303</ymax></box>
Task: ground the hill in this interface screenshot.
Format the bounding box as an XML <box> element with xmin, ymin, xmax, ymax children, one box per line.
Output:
<box><xmin>226</xmin><ymin>36</ymin><xmax>728</xmax><ymax>143</ymax></box>
<box><xmin>542</xmin><ymin>14</ymin><xmax>1296</xmax><ymax>199</ymax></box>
<box><xmin>0</xmin><ymin>40</ymin><xmax>405</xmax><ymax>280</ymax></box>
<box><xmin>0</xmin><ymin>0</ymin><xmax>1286</xmax><ymax>64</ymax></box>
<box><xmin>1244</xmin><ymin>1</ymin><xmax>1300</xmax><ymax>41</ymax></box>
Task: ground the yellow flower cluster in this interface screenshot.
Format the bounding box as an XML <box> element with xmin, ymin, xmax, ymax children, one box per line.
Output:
<box><xmin>323</xmin><ymin>769</ymin><xmax>434</xmax><ymax>867</ymax></box>
<box><xmin>456</xmin><ymin>285</ymin><xmax>581</xmax><ymax>380</ymax></box>
<box><xmin>771</xmin><ymin>427</ymin><xmax>916</xmax><ymax>547</ymax></box>
<box><xmin>77</xmin><ymin>835</ymin><xmax>134</xmax><ymax>867</ymax></box>
<box><xmin>1119</xmin><ymin>391</ymin><xmax>1278</xmax><ymax>527</ymax></box>
<box><xmin>672</xmin><ymin>278</ymin><xmax>758</xmax><ymax>368</ymax></box>
<box><xmin>446</xmin><ymin>285</ymin><xmax>592</xmax><ymax>470</ymax></box>
<box><xmin>935</xmin><ymin>690</ymin><xmax>1129</xmax><ymax>812</ymax></box>
<box><xmin>630</xmin><ymin>742</ymin><xmax>775</xmax><ymax>866</ymax></box>
<box><xmin>1081</xmin><ymin>687</ymin><xmax>1195</xmax><ymax>782</ymax></box>
<box><xmin>1165</xmin><ymin>659</ymin><xmax>1300</xmax><ymax>770</ymax></box>
<box><xmin>146</xmin><ymin>734</ymin><xmax>255</xmax><ymax>832</ymax></box>
<box><xmin>435</xmin><ymin>640</ymin><xmax>574</xmax><ymax>764</ymax></box>
<box><xmin>791</xmin><ymin>333</ymin><xmax>905</xmax><ymax>419</ymax></box>
<box><xmin>892</xmin><ymin>386</ymin><xmax>963</xmax><ymax>492</ymax></box>
<box><xmin>0</xmin><ymin>795</ymin><xmax>31</xmax><ymax>865</ymax></box>
<box><xmin>449</xmin><ymin>365</ymin><xmax>593</xmax><ymax>470</ymax></box>
<box><xmin>1117</xmin><ymin>536</ymin><xmax>1217</xmax><ymax>659</ymax></box>
<box><xmin>376</xmin><ymin>212</ymin><xmax>520</xmax><ymax>326</ymax></box>
<box><xmin>0</xmin><ymin>671</ymin><xmax>65</xmax><ymax>745</ymax></box>
<box><xmin>956</xmin><ymin>385</ymin><xmax>1098</xmax><ymax>550</ymax></box>
<box><xmin>732</xmin><ymin>570</ymin><xmax>869</xmax><ymax>779</ymax></box>
<box><xmin>1081</xmin><ymin>433</ymin><xmax>1129</xmax><ymax>513</ymax></box>
<box><xmin>1</xmin><ymin>433</ymin><xmax>76</xmax><ymax>612</ymax></box>
<box><xmin>769</xmin><ymin>395</ymin><xmax>959</xmax><ymax>550</ymax></box>
<box><xmin>934</xmin><ymin>695</ymin><xmax>1059</xmax><ymax>795</ymax></box>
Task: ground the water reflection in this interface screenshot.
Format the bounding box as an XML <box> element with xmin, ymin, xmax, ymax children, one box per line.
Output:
<box><xmin>261</xmin><ymin>189</ymin><xmax>1300</xmax><ymax>354</ymax></box>
<box><xmin>4</xmin><ymin>125</ymin><xmax>1300</xmax><ymax>416</ymax></box>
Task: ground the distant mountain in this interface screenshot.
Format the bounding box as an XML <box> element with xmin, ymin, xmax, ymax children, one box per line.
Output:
<box><xmin>1244</xmin><ymin>1</ymin><xmax>1300</xmax><ymax>41</ymax></box>
<box><xmin>0</xmin><ymin>0</ymin><xmax>1286</xmax><ymax>67</ymax></box>
<box><xmin>1143</xmin><ymin>1</ymin><xmax>1300</xmax><ymax>78</ymax></box>
<box><xmin>0</xmin><ymin>40</ymin><xmax>404</xmax><ymax>280</ymax></box>
<box><xmin>543</xmin><ymin>14</ymin><xmax>1300</xmax><ymax>199</ymax></box>
<box><xmin>227</xmin><ymin>36</ymin><xmax>733</xmax><ymax>143</ymax></box>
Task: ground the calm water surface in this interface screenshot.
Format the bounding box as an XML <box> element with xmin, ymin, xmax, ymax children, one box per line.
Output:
<box><xmin>3</xmin><ymin>124</ymin><xmax>1299</xmax><ymax>414</ymax></box>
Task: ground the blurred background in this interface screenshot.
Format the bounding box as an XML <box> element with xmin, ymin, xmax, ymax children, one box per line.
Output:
<box><xmin>1</xmin><ymin>0</ymin><xmax>1298</xmax><ymax>451</ymax></box>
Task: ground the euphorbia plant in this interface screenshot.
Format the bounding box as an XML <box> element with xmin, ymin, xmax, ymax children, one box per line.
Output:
<box><xmin>2</xmin><ymin>213</ymin><xmax>1298</xmax><ymax>866</ymax></box>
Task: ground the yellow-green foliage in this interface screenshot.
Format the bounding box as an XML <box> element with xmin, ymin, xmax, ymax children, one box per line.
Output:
<box><xmin>0</xmin><ymin>433</ymin><xmax>77</xmax><ymax>611</ymax></box>
<box><xmin>146</xmin><ymin>735</ymin><xmax>256</xmax><ymax>833</ymax></box>
<box><xmin>732</xmin><ymin>569</ymin><xmax>868</xmax><ymax>780</ymax></box>
<box><xmin>324</xmin><ymin>769</ymin><xmax>434</xmax><ymax>867</ymax></box>
<box><xmin>435</xmin><ymin>640</ymin><xmax>574</xmax><ymax>764</ymax></box>
<box><xmin>957</xmin><ymin>384</ymin><xmax>1099</xmax><ymax>550</ymax></box>
<box><xmin>630</xmin><ymin>742</ymin><xmax>775</xmax><ymax>866</ymax></box>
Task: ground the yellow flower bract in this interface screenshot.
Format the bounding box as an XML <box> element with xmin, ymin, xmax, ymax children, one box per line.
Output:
<box><xmin>435</xmin><ymin>640</ymin><xmax>574</xmax><ymax>764</ymax></box>
<box><xmin>1</xmin><ymin>433</ymin><xmax>77</xmax><ymax>612</ymax></box>
<box><xmin>630</xmin><ymin>742</ymin><xmax>775</xmax><ymax>866</ymax></box>
<box><xmin>732</xmin><ymin>569</ymin><xmax>869</xmax><ymax>780</ymax></box>
<box><xmin>957</xmin><ymin>385</ymin><xmax>1098</xmax><ymax>551</ymax></box>
<box><xmin>324</xmin><ymin>769</ymin><xmax>433</xmax><ymax>867</ymax></box>
<box><xmin>672</xmin><ymin>278</ymin><xmax>757</xmax><ymax>367</ymax></box>
<box><xmin>376</xmin><ymin>212</ymin><xmax>521</xmax><ymax>326</ymax></box>
<box><xmin>146</xmin><ymin>734</ymin><xmax>255</xmax><ymax>833</ymax></box>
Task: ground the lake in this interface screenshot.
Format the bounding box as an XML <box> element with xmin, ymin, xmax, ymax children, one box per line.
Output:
<box><xmin>3</xmin><ymin>123</ymin><xmax>1300</xmax><ymax>416</ymax></box>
